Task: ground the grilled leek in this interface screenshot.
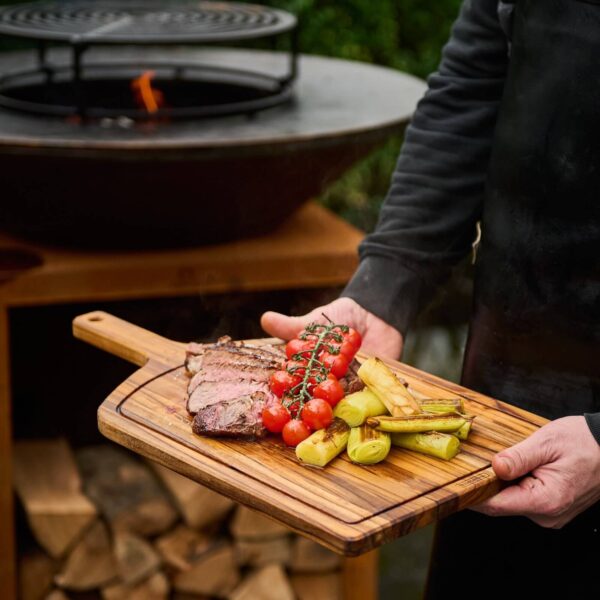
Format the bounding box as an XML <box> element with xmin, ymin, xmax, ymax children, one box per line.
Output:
<box><xmin>419</xmin><ymin>398</ymin><xmax>464</xmax><ymax>414</ymax></box>
<box><xmin>366</xmin><ymin>413</ymin><xmax>466</xmax><ymax>434</ymax></box>
<box><xmin>391</xmin><ymin>431</ymin><xmax>460</xmax><ymax>460</ymax></box>
<box><xmin>333</xmin><ymin>389</ymin><xmax>388</xmax><ymax>427</ymax></box>
<box><xmin>357</xmin><ymin>357</ymin><xmax>421</xmax><ymax>416</ymax></box>
<box><xmin>295</xmin><ymin>418</ymin><xmax>350</xmax><ymax>467</ymax></box>
<box><xmin>347</xmin><ymin>425</ymin><xmax>391</xmax><ymax>465</ymax></box>
<box><xmin>454</xmin><ymin>415</ymin><xmax>474</xmax><ymax>440</ymax></box>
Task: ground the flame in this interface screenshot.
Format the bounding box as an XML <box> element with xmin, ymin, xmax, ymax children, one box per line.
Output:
<box><xmin>131</xmin><ymin>71</ymin><xmax>164</xmax><ymax>114</ymax></box>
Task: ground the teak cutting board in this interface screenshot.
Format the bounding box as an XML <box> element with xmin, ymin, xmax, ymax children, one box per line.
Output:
<box><xmin>74</xmin><ymin>311</ymin><xmax>548</xmax><ymax>556</ymax></box>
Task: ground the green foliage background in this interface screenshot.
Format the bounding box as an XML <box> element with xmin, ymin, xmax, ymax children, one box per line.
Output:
<box><xmin>264</xmin><ymin>0</ymin><xmax>462</xmax><ymax>231</ymax></box>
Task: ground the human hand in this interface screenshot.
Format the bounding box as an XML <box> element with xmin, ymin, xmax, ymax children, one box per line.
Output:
<box><xmin>472</xmin><ymin>415</ymin><xmax>600</xmax><ymax>528</ymax></box>
<box><xmin>260</xmin><ymin>297</ymin><xmax>404</xmax><ymax>360</ymax></box>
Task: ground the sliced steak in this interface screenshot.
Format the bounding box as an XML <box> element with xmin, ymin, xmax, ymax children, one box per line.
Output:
<box><xmin>186</xmin><ymin>338</ymin><xmax>284</xmax><ymax>375</ymax></box>
<box><xmin>185</xmin><ymin>337</ymin><xmax>285</xmax><ymax>438</ymax></box>
<box><xmin>192</xmin><ymin>391</ymin><xmax>270</xmax><ymax>438</ymax></box>
<box><xmin>187</xmin><ymin>380</ymin><xmax>273</xmax><ymax>414</ymax></box>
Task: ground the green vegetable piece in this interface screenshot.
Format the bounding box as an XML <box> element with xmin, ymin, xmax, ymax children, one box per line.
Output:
<box><xmin>295</xmin><ymin>418</ymin><xmax>350</xmax><ymax>468</ymax></box>
<box><xmin>333</xmin><ymin>389</ymin><xmax>388</xmax><ymax>427</ymax></box>
<box><xmin>391</xmin><ymin>431</ymin><xmax>460</xmax><ymax>460</ymax></box>
<box><xmin>347</xmin><ymin>425</ymin><xmax>391</xmax><ymax>465</ymax></box>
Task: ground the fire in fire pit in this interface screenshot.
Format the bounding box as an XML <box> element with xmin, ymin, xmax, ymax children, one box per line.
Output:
<box><xmin>131</xmin><ymin>71</ymin><xmax>164</xmax><ymax>114</ymax></box>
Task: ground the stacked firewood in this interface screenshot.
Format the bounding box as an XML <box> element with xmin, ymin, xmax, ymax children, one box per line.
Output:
<box><xmin>13</xmin><ymin>439</ymin><xmax>343</xmax><ymax>600</ymax></box>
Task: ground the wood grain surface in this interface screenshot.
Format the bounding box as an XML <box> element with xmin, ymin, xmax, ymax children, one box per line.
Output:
<box><xmin>74</xmin><ymin>311</ymin><xmax>547</xmax><ymax>556</ymax></box>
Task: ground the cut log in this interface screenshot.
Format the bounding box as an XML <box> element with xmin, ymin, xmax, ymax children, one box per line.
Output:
<box><xmin>54</xmin><ymin>520</ymin><xmax>118</xmax><ymax>591</ymax></box>
<box><xmin>234</xmin><ymin>537</ymin><xmax>291</xmax><ymax>567</ymax></box>
<box><xmin>149</xmin><ymin>462</ymin><xmax>235</xmax><ymax>529</ymax></box>
<box><xmin>101</xmin><ymin>571</ymin><xmax>170</xmax><ymax>600</ymax></box>
<box><xmin>113</xmin><ymin>531</ymin><xmax>161</xmax><ymax>585</ymax></box>
<box><xmin>289</xmin><ymin>536</ymin><xmax>342</xmax><ymax>573</ymax></box>
<box><xmin>290</xmin><ymin>573</ymin><xmax>342</xmax><ymax>600</ymax></box>
<box><xmin>155</xmin><ymin>525</ymin><xmax>214</xmax><ymax>572</ymax></box>
<box><xmin>173</xmin><ymin>544</ymin><xmax>240</xmax><ymax>597</ymax></box>
<box><xmin>13</xmin><ymin>438</ymin><xmax>97</xmax><ymax>558</ymax></box>
<box><xmin>229</xmin><ymin>506</ymin><xmax>289</xmax><ymax>540</ymax></box>
<box><xmin>76</xmin><ymin>445</ymin><xmax>177</xmax><ymax>537</ymax></box>
<box><xmin>229</xmin><ymin>564</ymin><xmax>295</xmax><ymax>600</ymax></box>
<box><xmin>45</xmin><ymin>590</ymin><xmax>70</xmax><ymax>600</ymax></box>
<box><xmin>19</xmin><ymin>550</ymin><xmax>56</xmax><ymax>600</ymax></box>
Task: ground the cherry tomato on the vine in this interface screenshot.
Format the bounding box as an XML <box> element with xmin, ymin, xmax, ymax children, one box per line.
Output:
<box><xmin>282</xmin><ymin>419</ymin><xmax>311</xmax><ymax>447</ymax></box>
<box><xmin>284</xmin><ymin>359</ymin><xmax>308</xmax><ymax>378</ymax></box>
<box><xmin>345</xmin><ymin>327</ymin><xmax>362</xmax><ymax>351</ymax></box>
<box><xmin>319</xmin><ymin>351</ymin><xmax>350</xmax><ymax>379</ymax></box>
<box><xmin>312</xmin><ymin>374</ymin><xmax>345</xmax><ymax>407</ymax></box>
<box><xmin>262</xmin><ymin>403</ymin><xmax>291</xmax><ymax>433</ymax></box>
<box><xmin>333</xmin><ymin>326</ymin><xmax>362</xmax><ymax>352</ymax></box>
<box><xmin>329</xmin><ymin>338</ymin><xmax>357</xmax><ymax>361</ymax></box>
<box><xmin>269</xmin><ymin>370</ymin><xmax>300</xmax><ymax>398</ymax></box>
<box><xmin>301</xmin><ymin>398</ymin><xmax>334</xmax><ymax>430</ymax></box>
<box><xmin>285</xmin><ymin>338</ymin><xmax>315</xmax><ymax>360</ymax></box>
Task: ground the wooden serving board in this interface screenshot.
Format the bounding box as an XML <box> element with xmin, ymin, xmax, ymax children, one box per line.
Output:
<box><xmin>74</xmin><ymin>311</ymin><xmax>548</xmax><ymax>556</ymax></box>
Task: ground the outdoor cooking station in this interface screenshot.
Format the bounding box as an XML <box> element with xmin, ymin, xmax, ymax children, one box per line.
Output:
<box><xmin>0</xmin><ymin>0</ymin><xmax>425</xmax><ymax>248</ymax></box>
<box><xmin>0</xmin><ymin>1</ymin><xmax>427</xmax><ymax>597</ymax></box>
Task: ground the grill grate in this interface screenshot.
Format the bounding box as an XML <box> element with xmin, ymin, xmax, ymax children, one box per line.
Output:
<box><xmin>0</xmin><ymin>1</ymin><xmax>295</xmax><ymax>44</ymax></box>
<box><xmin>0</xmin><ymin>0</ymin><xmax>298</xmax><ymax>119</ymax></box>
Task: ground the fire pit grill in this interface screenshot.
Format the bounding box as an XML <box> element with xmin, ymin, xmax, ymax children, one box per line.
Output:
<box><xmin>0</xmin><ymin>0</ymin><xmax>298</xmax><ymax>119</ymax></box>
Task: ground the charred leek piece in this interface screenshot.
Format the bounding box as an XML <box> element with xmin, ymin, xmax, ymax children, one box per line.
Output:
<box><xmin>454</xmin><ymin>415</ymin><xmax>474</xmax><ymax>440</ymax></box>
<box><xmin>391</xmin><ymin>431</ymin><xmax>460</xmax><ymax>460</ymax></box>
<box><xmin>295</xmin><ymin>418</ymin><xmax>350</xmax><ymax>468</ymax></box>
<box><xmin>419</xmin><ymin>398</ymin><xmax>464</xmax><ymax>414</ymax></box>
<box><xmin>347</xmin><ymin>425</ymin><xmax>391</xmax><ymax>465</ymax></box>
<box><xmin>366</xmin><ymin>413</ymin><xmax>466</xmax><ymax>434</ymax></box>
<box><xmin>333</xmin><ymin>389</ymin><xmax>388</xmax><ymax>427</ymax></box>
<box><xmin>357</xmin><ymin>357</ymin><xmax>421</xmax><ymax>416</ymax></box>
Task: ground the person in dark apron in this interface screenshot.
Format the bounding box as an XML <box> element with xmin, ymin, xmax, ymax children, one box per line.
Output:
<box><xmin>262</xmin><ymin>0</ymin><xmax>600</xmax><ymax>595</ymax></box>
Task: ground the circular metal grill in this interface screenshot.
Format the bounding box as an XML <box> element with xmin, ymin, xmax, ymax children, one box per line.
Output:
<box><xmin>0</xmin><ymin>0</ymin><xmax>296</xmax><ymax>44</ymax></box>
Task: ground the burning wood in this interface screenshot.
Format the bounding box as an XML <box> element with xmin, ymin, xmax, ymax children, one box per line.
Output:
<box><xmin>131</xmin><ymin>71</ymin><xmax>164</xmax><ymax>113</ymax></box>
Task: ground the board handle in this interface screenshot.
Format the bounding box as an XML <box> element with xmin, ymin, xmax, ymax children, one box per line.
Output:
<box><xmin>72</xmin><ymin>311</ymin><xmax>185</xmax><ymax>366</ymax></box>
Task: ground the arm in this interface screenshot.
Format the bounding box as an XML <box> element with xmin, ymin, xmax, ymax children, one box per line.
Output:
<box><xmin>342</xmin><ymin>0</ymin><xmax>509</xmax><ymax>336</ymax></box>
<box><xmin>263</xmin><ymin>0</ymin><xmax>509</xmax><ymax>357</ymax></box>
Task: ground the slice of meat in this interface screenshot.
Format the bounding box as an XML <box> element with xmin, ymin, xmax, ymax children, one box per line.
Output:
<box><xmin>187</xmin><ymin>380</ymin><xmax>273</xmax><ymax>414</ymax></box>
<box><xmin>192</xmin><ymin>391</ymin><xmax>270</xmax><ymax>438</ymax></box>
<box><xmin>185</xmin><ymin>339</ymin><xmax>284</xmax><ymax>375</ymax></box>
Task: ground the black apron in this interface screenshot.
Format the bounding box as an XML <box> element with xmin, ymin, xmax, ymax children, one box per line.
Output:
<box><xmin>426</xmin><ymin>1</ymin><xmax>600</xmax><ymax>597</ymax></box>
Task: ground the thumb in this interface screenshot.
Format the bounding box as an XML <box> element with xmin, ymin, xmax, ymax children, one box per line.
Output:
<box><xmin>260</xmin><ymin>310</ymin><xmax>316</xmax><ymax>341</ymax></box>
<box><xmin>493</xmin><ymin>429</ymin><xmax>554</xmax><ymax>481</ymax></box>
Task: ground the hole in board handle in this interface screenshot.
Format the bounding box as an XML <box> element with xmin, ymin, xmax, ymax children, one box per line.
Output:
<box><xmin>88</xmin><ymin>316</ymin><xmax>102</xmax><ymax>322</ymax></box>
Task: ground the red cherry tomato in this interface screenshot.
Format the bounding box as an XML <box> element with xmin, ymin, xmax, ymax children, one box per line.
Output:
<box><xmin>282</xmin><ymin>419</ymin><xmax>311</xmax><ymax>447</ymax></box>
<box><xmin>345</xmin><ymin>328</ymin><xmax>362</xmax><ymax>351</ymax></box>
<box><xmin>319</xmin><ymin>351</ymin><xmax>350</xmax><ymax>378</ymax></box>
<box><xmin>269</xmin><ymin>370</ymin><xmax>301</xmax><ymax>398</ymax></box>
<box><xmin>284</xmin><ymin>359</ymin><xmax>308</xmax><ymax>378</ymax></box>
<box><xmin>262</xmin><ymin>403</ymin><xmax>291</xmax><ymax>433</ymax></box>
<box><xmin>301</xmin><ymin>398</ymin><xmax>334</xmax><ymax>430</ymax></box>
<box><xmin>312</xmin><ymin>375</ymin><xmax>345</xmax><ymax>407</ymax></box>
<box><xmin>332</xmin><ymin>326</ymin><xmax>362</xmax><ymax>351</ymax></box>
<box><xmin>285</xmin><ymin>338</ymin><xmax>315</xmax><ymax>360</ymax></box>
<box><xmin>330</xmin><ymin>338</ymin><xmax>357</xmax><ymax>361</ymax></box>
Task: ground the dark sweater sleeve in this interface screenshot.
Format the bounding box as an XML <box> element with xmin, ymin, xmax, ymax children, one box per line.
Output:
<box><xmin>342</xmin><ymin>0</ymin><xmax>509</xmax><ymax>336</ymax></box>
<box><xmin>584</xmin><ymin>414</ymin><xmax>600</xmax><ymax>445</ymax></box>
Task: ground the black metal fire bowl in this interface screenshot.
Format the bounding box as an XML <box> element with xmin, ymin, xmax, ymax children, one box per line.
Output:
<box><xmin>0</xmin><ymin>47</ymin><xmax>425</xmax><ymax>249</ymax></box>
